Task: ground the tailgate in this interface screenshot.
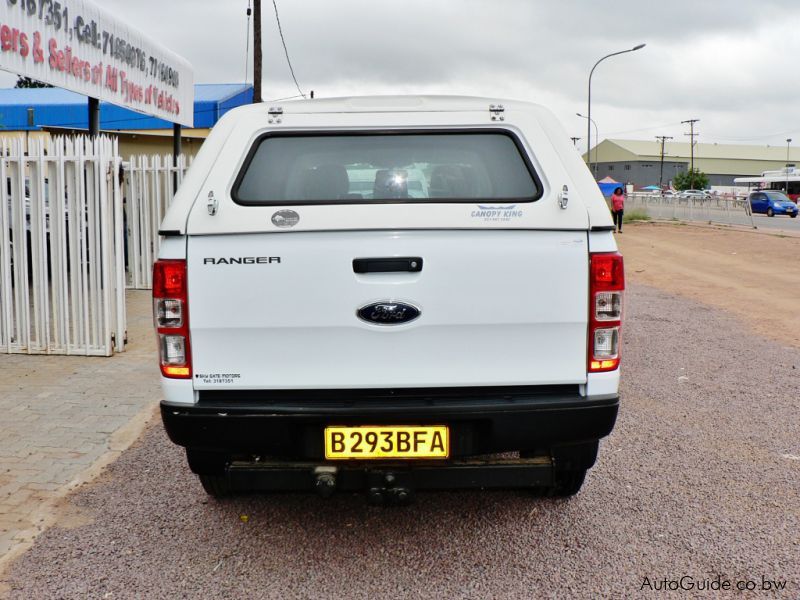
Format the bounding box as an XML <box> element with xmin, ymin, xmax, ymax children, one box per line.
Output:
<box><xmin>187</xmin><ymin>230</ymin><xmax>588</xmax><ymax>389</ymax></box>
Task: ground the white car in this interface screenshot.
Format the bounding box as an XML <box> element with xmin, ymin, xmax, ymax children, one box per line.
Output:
<box><xmin>153</xmin><ymin>96</ymin><xmax>624</xmax><ymax>502</ymax></box>
<box><xmin>679</xmin><ymin>189</ymin><xmax>711</xmax><ymax>199</ymax></box>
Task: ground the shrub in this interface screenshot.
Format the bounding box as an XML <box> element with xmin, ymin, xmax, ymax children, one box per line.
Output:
<box><xmin>623</xmin><ymin>210</ymin><xmax>651</xmax><ymax>223</ymax></box>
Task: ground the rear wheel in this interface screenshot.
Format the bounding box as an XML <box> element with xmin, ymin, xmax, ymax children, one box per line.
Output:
<box><xmin>525</xmin><ymin>440</ymin><xmax>598</xmax><ymax>497</ymax></box>
<box><xmin>186</xmin><ymin>448</ymin><xmax>230</xmax><ymax>475</ymax></box>
<box><xmin>198</xmin><ymin>474</ymin><xmax>233</xmax><ymax>498</ymax></box>
<box><xmin>186</xmin><ymin>449</ymin><xmax>235</xmax><ymax>498</ymax></box>
<box><xmin>186</xmin><ymin>448</ymin><xmax>238</xmax><ymax>498</ymax></box>
<box><xmin>549</xmin><ymin>468</ymin><xmax>587</xmax><ymax>497</ymax></box>
<box><xmin>767</xmin><ymin>208</ymin><xmax>774</xmax><ymax>217</ymax></box>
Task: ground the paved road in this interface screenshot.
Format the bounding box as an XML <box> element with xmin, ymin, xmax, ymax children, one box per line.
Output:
<box><xmin>3</xmin><ymin>283</ymin><xmax>797</xmax><ymax>599</ymax></box>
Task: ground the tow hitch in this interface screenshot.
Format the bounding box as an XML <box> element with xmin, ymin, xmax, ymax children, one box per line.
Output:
<box><xmin>226</xmin><ymin>457</ymin><xmax>553</xmax><ymax>502</ymax></box>
<box><xmin>314</xmin><ymin>467</ymin><xmax>413</xmax><ymax>504</ymax></box>
<box><xmin>314</xmin><ymin>467</ymin><xmax>337</xmax><ymax>498</ymax></box>
<box><xmin>367</xmin><ymin>472</ymin><xmax>413</xmax><ymax>506</ymax></box>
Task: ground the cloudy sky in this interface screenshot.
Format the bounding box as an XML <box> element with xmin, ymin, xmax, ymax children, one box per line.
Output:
<box><xmin>2</xmin><ymin>0</ymin><xmax>799</xmax><ymax>152</ymax></box>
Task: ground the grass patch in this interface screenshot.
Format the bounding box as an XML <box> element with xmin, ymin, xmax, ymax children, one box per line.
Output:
<box><xmin>623</xmin><ymin>210</ymin><xmax>651</xmax><ymax>223</ymax></box>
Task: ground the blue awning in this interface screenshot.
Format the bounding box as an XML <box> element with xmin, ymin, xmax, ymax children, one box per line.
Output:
<box><xmin>0</xmin><ymin>83</ymin><xmax>253</xmax><ymax>131</ymax></box>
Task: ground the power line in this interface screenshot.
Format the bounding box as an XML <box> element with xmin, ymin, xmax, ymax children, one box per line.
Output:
<box><xmin>272</xmin><ymin>0</ymin><xmax>306</xmax><ymax>99</ymax></box>
<box><xmin>266</xmin><ymin>94</ymin><xmax>305</xmax><ymax>102</ymax></box>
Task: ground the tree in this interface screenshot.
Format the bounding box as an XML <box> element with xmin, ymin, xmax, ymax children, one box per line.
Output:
<box><xmin>673</xmin><ymin>168</ymin><xmax>709</xmax><ymax>191</ymax></box>
<box><xmin>14</xmin><ymin>76</ymin><xmax>53</xmax><ymax>89</ymax></box>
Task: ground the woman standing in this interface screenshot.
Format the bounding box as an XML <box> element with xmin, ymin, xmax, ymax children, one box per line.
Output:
<box><xmin>611</xmin><ymin>187</ymin><xmax>625</xmax><ymax>233</ymax></box>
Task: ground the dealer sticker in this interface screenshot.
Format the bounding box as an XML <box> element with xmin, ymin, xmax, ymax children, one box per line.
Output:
<box><xmin>195</xmin><ymin>373</ymin><xmax>242</xmax><ymax>385</ymax></box>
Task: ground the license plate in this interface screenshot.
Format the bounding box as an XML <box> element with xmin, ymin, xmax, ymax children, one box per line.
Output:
<box><xmin>324</xmin><ymin>425</ymin><xmax>449</xmax><ymax>460</ymax></box>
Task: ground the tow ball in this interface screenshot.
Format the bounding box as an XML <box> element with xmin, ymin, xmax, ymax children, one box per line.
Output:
<box><xmin>367</xmin><ymin>472</ymin><xmax>413</xmax><ymax>506</ymax></box>
<box><xmin>314</xmin><ymin>466</ymin><xmax>337</xmax><ymax>498</ymax></box>
<box><xmin>312</xmin><ymin>468</ymin><xmax>414</xmax><ymax>504</ymax></box>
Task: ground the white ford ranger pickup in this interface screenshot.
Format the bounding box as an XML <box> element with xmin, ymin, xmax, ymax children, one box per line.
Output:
<box><xmin>153</xmin><ymin>96</ymin><xmax>624</xmax><ymax>502</ymax></box>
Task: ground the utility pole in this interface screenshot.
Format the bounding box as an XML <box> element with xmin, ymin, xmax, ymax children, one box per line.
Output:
<box><xmin>682</xmin><ymin>119</ymin><xmax>699</xmax><ymax>187</ymax></box>
<box><xmin>570</xmin><ymin>137</ymin><xmax>581</xmax><ymax>147</ymax></box>
<box><xmin>173</xmin><ymin>123</ymin><xmax>181</xmax><ymax>193</ymax></box>
<box><xmin>253</xmin><ymin>0</ymin><xmax>262</xmax><ymax>103</ymax></box>
<box><xmin>786</xmin><ymin>138</ymin><xmax>792</xmax><ymax>194</ymax></box>
<box><xmin>88</xmin><ymin>97</ymin><xmax>99</xmax><ymax>136</ymax></box>
<box><xmin>656</xmin><ymin>135</ymin><xmax>673</xmax><ymax>190</ymax></box>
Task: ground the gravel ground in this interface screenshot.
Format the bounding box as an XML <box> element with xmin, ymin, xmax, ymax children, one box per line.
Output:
<box><xmin>4</xmin><ymin>283</ymin><xmax>799</xmax><ymax>599</ymax></box>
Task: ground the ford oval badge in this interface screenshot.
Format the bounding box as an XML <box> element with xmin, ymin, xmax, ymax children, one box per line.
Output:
<box><xmin>357</xmin><ymin>301</ymin><xmax>420</xmax><ymax>325</ymax></box>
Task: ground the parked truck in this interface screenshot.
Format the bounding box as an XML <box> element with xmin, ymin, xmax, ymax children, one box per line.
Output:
<box><xmin>154</xmin><ymin>96</ymin><xmax>624</xmax><ymax>503</ymax></box>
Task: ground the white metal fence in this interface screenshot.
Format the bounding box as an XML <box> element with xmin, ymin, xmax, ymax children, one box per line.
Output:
<box><xmin>625</xmin><ymin>193</ymin><xmax>756</xmax><ymax>228</ymax></box>
<box><xmin>0</xmin><ymin>136</ymin><xmax>126</xmax><ymax>356</ymax></box>
<box><xmin>124</xmin><ymin>154</ymin><xmax>188</xmax><ymax>290</ymax></box>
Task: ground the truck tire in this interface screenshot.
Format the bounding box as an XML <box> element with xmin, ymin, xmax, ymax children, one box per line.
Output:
<box><xmin>198</xmin><ymin>474</ymin><xmax>233</xmax><ymax>498</ymax></box>
<box><xmin>524</xmin><ymin>440</ymin><xmax>596</xmax><ymax>497</ymax></box>
<box><xmin>549</xmin><ymin>468</ymin><xmax>587</xmax><ymax>497</ymax></box>
<box><xmin>187</xmin><ymin>449</ymin><xmax>234</xmax><ymax>498</ymax></box>
<box><xmin>186</xmin><ymin>448</ymin><xmax>229</xmax><ymax>475</ymax></box>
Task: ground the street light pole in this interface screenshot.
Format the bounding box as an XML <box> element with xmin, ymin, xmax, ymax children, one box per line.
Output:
<box><xmin>587</xmin><ymin>44</ymin><xmax>646</xmax><ymax>176</ymax></box>
<box><xmin>577</xmin><ymin>113</ymin><xmax>599</xmax><ymax>174</ymax></box>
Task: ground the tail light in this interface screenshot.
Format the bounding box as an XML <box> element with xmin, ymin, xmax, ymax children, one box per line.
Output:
<box><xmin>589</xmin><ymin>252</ymin><xmax>624</xmax><ymax>372</ymax></box>
<box><xmin>153</xmin><ymin>259</ymin><xmax>191</xmax><ymax>378</ymax></box>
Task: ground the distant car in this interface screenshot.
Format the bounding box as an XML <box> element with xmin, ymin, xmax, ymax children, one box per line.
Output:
<box><xmin>662</xmin><ymin>190</ymin><xmax>678</xmax><ymax>197</ymax></box>
<box><xmin>678</xmin><ymin>189</ymin><xmax>711</xmax><ymax>199</ymax></box>
<box><xmin>748</xmin><ymin>191</ymin><xmax>798</xmax><ymax>218</ymax></box>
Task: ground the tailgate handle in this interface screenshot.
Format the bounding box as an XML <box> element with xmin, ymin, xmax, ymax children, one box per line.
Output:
<box><xmin>353</xmin><ymin>257</ymin><xmax>423</xmax><ymax>274</ymax></box>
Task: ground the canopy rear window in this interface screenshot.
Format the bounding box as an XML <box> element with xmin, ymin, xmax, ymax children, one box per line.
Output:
<box><xmin>232</xmin><ymin>131</ymin><xmax>541</xmax><ymax>205</ymax></box>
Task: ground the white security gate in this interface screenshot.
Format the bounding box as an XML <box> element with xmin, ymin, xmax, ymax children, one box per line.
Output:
<box><xmin>0</xmin><ymin>136</ymin><xmax>126</xmax><ymax>356</ymax></box>
<box><xmin>125</xmin><ymin>154</ymin><xmax>188</xmax><ymax>289</ymax></box>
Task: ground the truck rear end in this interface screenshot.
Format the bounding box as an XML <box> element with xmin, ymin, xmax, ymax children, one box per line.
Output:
<box><xmin>154</xmin><ymin>96</ymin><xmax>623</xmax><ymax>501</ymax></box>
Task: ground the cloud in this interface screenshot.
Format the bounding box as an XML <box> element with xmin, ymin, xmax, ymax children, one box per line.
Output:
<box><xmin>2</xmin><ymin>0</ymin><xmax>799</xmax><ymax>150</ymax></box>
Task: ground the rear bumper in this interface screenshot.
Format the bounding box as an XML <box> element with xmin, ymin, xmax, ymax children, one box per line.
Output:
<box><xmin>160</xmin><ymin>385</ymin><xmax>619</xmax><ymax>459</ymax></box>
